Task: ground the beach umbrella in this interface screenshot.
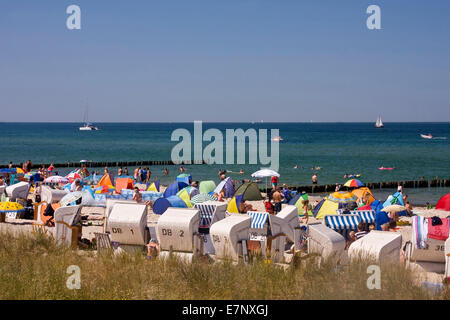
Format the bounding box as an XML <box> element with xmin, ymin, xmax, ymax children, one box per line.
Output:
<box><xmin>343</xmin><ymin>179</ymin><xmax>364</xmax><ymax>188</ymax></box>
<box><xmin>191</xmin><ymin>193</ymin><xmax>218</xmax><ymax>204</ymax></box>
<box><xmin>60</xmin><ymin>191</ymin><xmax>83</xmax><ymax>206</ymax></box>
<box><xmin>0</xmin><ymin>201</ymin><xmax>25</xmax><ymax>213</ymax></box>
<box><xmin>15</xmin><ymin>168</ymin><xmax>25</xmax><ymax>174</ymax></box>
<box><xmin>44</xmin><ymin>176</ymin><xmax>69</xmax><ymax>184</ymax></box>
<box><xmin>66</xmin><ymin>171</ymin><xmax>82</xmax><ymax>183</ymax></box>
<box><xmin>0</xmin><ymin>168</ymin><xmax>14</xmax><ymax>173</ymax></box>
<box><xmin>381</xmin><ymin>204</ymin><xmax>407</xmax><ymax>213</ymax></box>
<box><xmin>251</xmin><ymin>168</ymin><xmax>280</xmax><ymax>196</ymax></box>
<box><xmin>327</xmin><ymin>191</ymin><xmax>358</xmax><ymax>203</ymax></box>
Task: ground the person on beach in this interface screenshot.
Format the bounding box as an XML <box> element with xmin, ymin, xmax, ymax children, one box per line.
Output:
<box><xmin>25</xmin><ymin>160</ymin><xmax>32</xmax><ymax>172</ymax></box>
<box><xmin>163</xmin><ymin>168</ymin><xmax>169</xmax><ymax>175</ymax></box>
<box><xmin>301</xmin><ymin>199</ymin><xmax>310</xmax><ymax>224</ymax></box>
<box><xmin>239</xmin><ymin>169</ymin><xmax>244</xmax><ymax>175</ymax></box>
<box><xmin>123</xmin><ymin>167</ymin><xmax>129</xmax><ymax>176</ymax></box>
<box><xmin>272</xmin><ymin>187</ymin><xmax>283</xmax><ymax>213</ymax></box>
<box><xmin>239</xmin><ymin>200</ymin><xmax>256</xmax><ymax>214</ymax></box>
<box><xmin>346</xmin><ymin>231</ymin><xmax>357</xmax><ymax>249</ymax></box>
<box><xmin>397</xmin><ymin>183</ymin><xmax>403</xmax><ymax>194</ymax></box>
<box><xmin>134</xmin><ymin>167</ymin><xmax>141</xmax><ymax>182</ymax></box>
<box><xmin>335</xmin><ymin>183</ymin><xmax>341</xmax><ymax>192</ymax></box>
<box><xmin>271</xmin><ymin>175</ymin><xmax>279</xmax><ymax>190</ymax></box>
<box><xmin>282</xmin><ymin>184</ymin><xmax>291</xmax><ymax>203</ymax></box>
<box><xmin>146</xmin><ymin>169</ymin><xmax>151</xmax><ymax>183</ymax></box>
<box><xmin>405</xmin><ymin>201</ymin><xmax>413</xmax><ymax>216</ymax></box>
<box><xmin>8</xmin><ymin>162</ymin><xmax>13</xmax><ymax>169</ymax></box>
<box><xmin>133</xmin><ymin>186</ymin><xmax>151</xmax><ymax>205</ymax></box>
<box><xmin>132</xmin><ymin>187</ymin><xmax>142</xmax><ymax>203</ymax></box>
<box><xmin>141</xmin><ymin>167</ymin><xmax>147</xmax><ymax>183</ymax></box>
<box><xmin>48</xmin><ymin>163</ymin><xmax>54</xmax><ymax>175</ymax></box>
<box><xmin>355</xmin><ymin>223</ymin><xmax>368</xmax><ymax>239</ymax></box>
<box><xmin>117</xmin><ymin>167</ymin><xmax>123</xmax><ymax>176</ymax></box>
<box><xmin>312</xmin><ymin>173</ymin><xmax>318</xmax><ymax>185</ymax></box>
<box><xmin>72</xmin><ymin>179</ymin><xmax>82</xmax><ymax>192</ymax></box>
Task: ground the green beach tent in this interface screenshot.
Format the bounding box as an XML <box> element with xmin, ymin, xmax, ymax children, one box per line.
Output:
<box><xmin>234</xmin><ymin>182</ymin><xmax>263</xmax><ymax>201</ymax></box>
<box><xmin>199</xmin><ymin>180</ymin><xmax>216</xmax><ymax>194</ymax></box>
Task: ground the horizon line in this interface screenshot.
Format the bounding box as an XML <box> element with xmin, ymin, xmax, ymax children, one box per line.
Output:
<box><xmin>1</xmin><ymin>121</ymin><xmax>450</xmax><ymax>124</ymax></box>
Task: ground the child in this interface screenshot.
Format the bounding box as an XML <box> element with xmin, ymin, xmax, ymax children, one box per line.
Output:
<box><xmin>355</xmin><ymin>222</ymin><xmax>368</xmax><ymax>239</ymax></box>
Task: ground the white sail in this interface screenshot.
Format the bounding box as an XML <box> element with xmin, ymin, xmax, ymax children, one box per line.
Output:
<box><xmin>375</xmin><ymin>115</ymin><xmax>384</xmax><ymax>128</ymax></box>
<box><xmin>79</xmin><ymin>104</ymin><xmax>98</xmax><ymax>131</ymax></box>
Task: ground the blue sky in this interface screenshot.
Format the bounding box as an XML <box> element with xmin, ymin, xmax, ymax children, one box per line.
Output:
<box><xmin>1</xmin><ymin>0</ymin><xmax>450</xmax><ymax>122</ymax></box>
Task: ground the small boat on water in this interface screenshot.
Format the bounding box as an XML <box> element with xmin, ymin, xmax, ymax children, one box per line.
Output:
<box><xmin>79</xmin><ymin>105</ymin><xmax>98</xmax><ymax>131</ymax></box>
<box><xmin>375</xmin><ymin>115</ymin><xmax>384</xmax><ymax>128</ymax></box>
<box><xmin>420</xmin><ymin>133</ymin><xmax>433</xmax><ymax>139</ymax></box>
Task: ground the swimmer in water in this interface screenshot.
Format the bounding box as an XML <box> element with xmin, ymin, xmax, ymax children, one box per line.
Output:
<box><xmin>293</xmin><ymin>165</ymin><xmax>298</xmax><ymax>169</ymax></box>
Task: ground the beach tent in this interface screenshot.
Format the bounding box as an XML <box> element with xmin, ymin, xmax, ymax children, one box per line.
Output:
<box><xmin>234</xmin><ymin>182</ymin><xmax>263</xmax><ymax>201</ymax></box>
<box><xmin>227</xmin><ymin>194</ymin><xmax>244</xmax><ymax>213</ymax></box>
<box><xmin>383</xmin><ymin>191</ymin><xmax>408</xmax><ymax>216</ymax></box>
<box><xmin>213</xmin><ymin>177</ymin><xmax>235</xmax><ymax>198</ymax></box>
<box><xmin>153</xmin><ymin>195</ymin><xmax>189</xmax><ymax>215</ymax></box>
<box><xmin>152</xmin><ymin>198</ymin><xmax>171</xmax><ymax>215</ymax></box>
<box><xmin>167</xmin><ymin>195</ymin><xmax>188</xmax><ymax>208</ymax></box>
<box><xmin>147</xmin><ymin>180</ymin><xmax>160</xmax><ymax>192</ymax></box>
<box><xmin>199</xmin><ymin>180</ymin><xmax>216</xmax><ymax>194</ymax></box>
<box><xmin>163</xmin><ymin>181</ymin><xmax>189</xmax><ymax>198</ymax></box>
<box><xmin>96</xmin><ymin>174</ymin><xmax>113</xmax><ymax>188</ymax></box>
<box><xmin>352</xmin><ymin>187</ymin><xmax>375</xmax><ymax>205</ymax></box>
<box><xmin>313</xmin><ymin>191</ymin><xmax>358</xmax><ymax>219</ymax></box>
<box><xmin>436</xmin><ymin>193</ymin><xmax>450</xmax><ymax>211</ymax></box>
<box><xmin>176</xmin><ymin>173</ymin><xmax>192</xmax><ymax>186</ymax></box>
<box><xmin>115</xmin><ymin>177</ymin><xmax>134</xmax><ymax>194</ymax></box>
<box><xmin>288</xmin><ymin>192</ymin><xmax>313</xmax><ymax>216</ymax></box>
<box><xmin>383</xmin><ymin>192</ymin><xmax>404</xmax><ymax>207</ymax></box>
<box><xmin>177</xmin><ymin>186</ymin><xmax>199</xmax><ymax>199</ymax></box>
<box><xmin>176</xmin><ymin>188</ymin><xmax>193</xmax><ymax>207</ymax></box>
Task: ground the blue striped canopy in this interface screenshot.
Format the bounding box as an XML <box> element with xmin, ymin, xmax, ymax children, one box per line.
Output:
<box><xmin>247</xmin><ymin>211</ymin><xmax>269</xmax><ymax>229</ymax></box>
<box><xmin>194</xmin><ymin>203</ymin><xmax>217</xmax><ymax>228</ymax></box>
<box><xmin>324</xmin><ymin>215</ymin><xmax>360</xmax><ymax>230</ymax></box>
<box><xmin>352</xmin><ymin>210</ymin><xmax>376</xmax><ymax>224</ymax></box>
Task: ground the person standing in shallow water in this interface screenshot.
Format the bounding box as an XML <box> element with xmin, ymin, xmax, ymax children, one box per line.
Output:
<box><xmin>312</xmin><ymin>173</ymin><xmax>318</xmax><ymax>185</ymax></box>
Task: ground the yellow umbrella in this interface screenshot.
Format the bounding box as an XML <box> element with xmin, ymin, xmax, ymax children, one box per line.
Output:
<box><xmin>15</xmin><ymin>168</ymin><xmax>24</xmax><ymax>174</ymax></box>
<box><xmin>381</xmin><ymin>205</ymin><xmax>406</xmax><ymax>213</ymax></box>
<box><xmin>0</xmin><ymin>202</ymin><xmax>25</xmax><ymax>212</ymax></box>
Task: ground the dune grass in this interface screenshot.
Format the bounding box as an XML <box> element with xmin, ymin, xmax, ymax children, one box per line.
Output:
<box><xmin>0</xmin><ymin>231</ymin><xmax>448</xmax><ymax>300</ymax></box>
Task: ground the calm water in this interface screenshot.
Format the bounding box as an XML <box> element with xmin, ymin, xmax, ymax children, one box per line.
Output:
<box><xmin>1</xmin><ymin>122</ymin><xmax>449</xmax><ymax>203</ymax></box>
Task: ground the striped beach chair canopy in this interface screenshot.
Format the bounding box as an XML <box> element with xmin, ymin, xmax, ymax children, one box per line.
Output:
<box><xmin>194</xmin><ymin>203</ymin><xmax>218</xmax><ymax>228</ymax></box>
<box><xmin>351</xmin><ymin>210</ymin><xmax>376</xmax><ymax>224</ymax></box>
<box><xmin>247</xmin><ymin>211</ymin><xmax>270</xmax><ymax>229</ymax></box>
<box><xmin>324</xmin><ymin>214</ymin><xmax>360</xmax><ymax>230</ymax></box>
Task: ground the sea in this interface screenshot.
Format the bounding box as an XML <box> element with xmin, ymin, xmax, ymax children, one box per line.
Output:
<box><xmin>1</xmin><ymin>122</ymin><xmax>449</xmax><ymax>205</ymax></box>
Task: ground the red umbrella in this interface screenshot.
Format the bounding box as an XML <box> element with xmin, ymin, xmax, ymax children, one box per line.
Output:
<box><xmin>66</xmin><ymin>171</ymin><xmax>82</xmax><ymax>183</ymax></box>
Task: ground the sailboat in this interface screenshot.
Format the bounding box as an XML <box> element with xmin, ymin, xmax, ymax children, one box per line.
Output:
<box><xmin>79</xmin><ymin>105</ymin><xmax>98</xmax><ymax>131</ymax></box>
<box><xmin>375</xmin><ymin>115</ymin><xmax>384</xmax><ymax>128</ymax></box>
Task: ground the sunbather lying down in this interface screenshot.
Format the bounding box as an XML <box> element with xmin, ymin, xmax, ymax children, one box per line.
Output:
<box><xmin>239</xmin><ymin>201</ymin><xmax>256</xmax><ymax>214</ymax></box>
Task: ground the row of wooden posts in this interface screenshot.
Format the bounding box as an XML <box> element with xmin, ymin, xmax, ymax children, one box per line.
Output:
<box><xmin>1</xmin><ymin>161</ymin><xmax>449</xmax><ymax>192</ymax></box>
